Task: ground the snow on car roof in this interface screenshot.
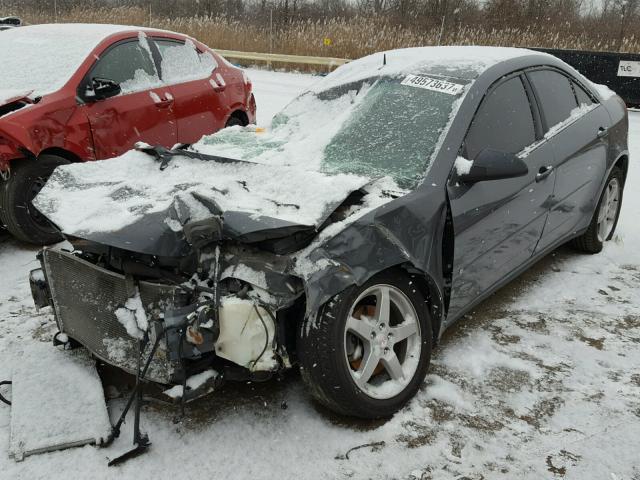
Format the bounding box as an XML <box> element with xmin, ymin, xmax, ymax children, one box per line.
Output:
<box><xmin>314</xmin><ymin>46</ymin><xmax>545</xmax><ymax>91</ymax></box>
<box><xmin>0</xmin><ymin>23</ymin><xmax>148</xmax><ymax>97</ymax></box>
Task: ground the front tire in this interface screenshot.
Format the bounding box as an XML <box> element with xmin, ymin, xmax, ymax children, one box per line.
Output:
<box><xmin>571</xmin><ymin>166</ymin><xmax>624</xmax><ymax>254</ymax></box>
<box><xmin>297</xmin><ymin>269</ymin><xmax>432</xmax><ymax>418</ymax></box>
<box><xmin>0</xmin><ymin>155</ymin><xmax>68</xmax><ymax>245</ymax></box>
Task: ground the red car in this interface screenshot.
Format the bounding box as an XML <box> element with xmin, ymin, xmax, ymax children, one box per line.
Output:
<box><xmin>0</xmin><ymin>24</ymin><xmax>256</xmax><ymax>244</ymax></box>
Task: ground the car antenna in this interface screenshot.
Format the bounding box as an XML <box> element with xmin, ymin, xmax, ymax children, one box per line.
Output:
<box><xmin>379</xmin><ymin>53</ymin><xmax>386</xmax><ymax>70</ymax></box>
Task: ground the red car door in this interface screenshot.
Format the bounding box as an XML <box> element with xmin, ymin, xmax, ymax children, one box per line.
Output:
<box><xmin>79</xmin><ymin>38</ymin><xmax>177</xmax><ymax>159</ymax></box>
<box><xmin>152</xmin><ymin>38</ymin><xmax>227</xmax><ymax>145</ymax></box>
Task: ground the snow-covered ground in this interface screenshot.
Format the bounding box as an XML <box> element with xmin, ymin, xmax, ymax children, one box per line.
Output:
<box><xmin>0</xmin><ymin>68</ymin><xmax>639</xmax><ymax>479</ymax></box>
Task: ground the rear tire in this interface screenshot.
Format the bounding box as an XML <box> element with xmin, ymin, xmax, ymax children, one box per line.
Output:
<box><xmin>0</xmin><ymin>155</ymin><xmax>68</xmax><ymax>245</ymax></box>
<box><xmin>571</xmin><ymin>166</ymin><xmax>624</xmax><ymax>254</ymax></box>
<box><xmin>297</xmin><ymin>269</ymin><xmax>432</xmax><ymax>419</ymax></box>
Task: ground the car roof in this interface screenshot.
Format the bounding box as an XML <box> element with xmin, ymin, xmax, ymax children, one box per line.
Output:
<box><xmin>5</xmin><ymin>23</ymin><xmax>179</xmax><ymax>44</ymax></box>
<box><xmin>313</xmin><ymin>46</ymin><xmax>557</xmax><ymax>92</ymax></box>
<box><xmin>0</xmin><ymin>24</ymin><xmax>185</xmax><ymax>98</ymax></box>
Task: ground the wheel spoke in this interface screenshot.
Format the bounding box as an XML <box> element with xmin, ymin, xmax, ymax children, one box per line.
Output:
<box><xmin>601</xmin><ymin>187</ymin><xmax>611</xmax><ymax>220</ymax></box>
<box><xmin>598</xmin><ymin>219</ymin><xmax>607</xmax><ymax>241</ymax></box>
<box><xmin>598</xmin><ymin>201</ymin><xmax>607</xmax><ymax>223</ymax></box>
<box><xmin>389</xmin><ymin>321</ymin><xmax>418</xmax><ymax>344</ymax></box>
<box><xmin>374</xmin><ymin>286</ymin><xmax>391</xmax><ymax>324</ymax></box>
<box><xmin>381</xmin><ymin>352</ymin><xmax>405</xmax><ymax>381</ymax></box>
<box><xmin>355</xmin><ymin>347</ymin><xmax>380</xmax><ymax>386</ymax></box>
<box><xmin>345</xmin><ymin>316</ymin><xmax>374</xmax><ymax>342</ymax></box>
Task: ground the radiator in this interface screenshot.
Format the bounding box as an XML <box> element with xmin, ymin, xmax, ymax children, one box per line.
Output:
<box><xmin>42</xmin><ymin>248</ymin><xmax>178</xmax><ymax>384</ymax></box>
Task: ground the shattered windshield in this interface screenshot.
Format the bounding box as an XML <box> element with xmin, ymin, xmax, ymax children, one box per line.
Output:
<box><xmin>197</xmin><ymin>73</ymin><xmax>468</xmax><ymax>189</ymax></box>
<box><xmin>318</xmin><ymin>76</ymin><xmax>465</xmax><ymax>187</ymax></box>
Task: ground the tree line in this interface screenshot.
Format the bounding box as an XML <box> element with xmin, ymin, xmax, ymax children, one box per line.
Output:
<box><xmin>3</xmin><ymin>0</ymin><xmax>640</xmax><ymax>53</ymax></box>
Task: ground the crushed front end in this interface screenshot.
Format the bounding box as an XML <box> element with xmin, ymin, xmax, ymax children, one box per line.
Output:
<box><xmin>27</xmin><ymin>146</ymin><xmax>392</xmax><ymax>400</ymax></box>
<box><xmin>31</xmin><ymin>238</ymin><xmax>304</xmax><ymax>395</ymax></box>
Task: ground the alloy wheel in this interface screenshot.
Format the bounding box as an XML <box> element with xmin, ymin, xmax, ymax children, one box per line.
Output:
<box><xmin>597</xmin><ymin>177</ymin><xmax>620</xmax><ymax>242</ymax></box>
<box><xmin>343</xmin><ymin>284</ymin><xmax>422</xmax><ymax>400</ymax></box>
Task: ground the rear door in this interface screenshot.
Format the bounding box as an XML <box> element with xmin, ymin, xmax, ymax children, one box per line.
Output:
<box><xmin>80</xmin><ymin>37</ymin><xmax>177</xmax><ymax>159</ymax></box>
<box><xmin>446</xmin><ymin>73</ymin><xmax>556</xmax><ymax>318</ymax></box>
<box><xmin>153</xmin><ymin>38</ymin><xmax>227</xmax><ymax>145</ymax></box>
<box><xmin>526</xmin><ymin>68</ymin><xmax>611</xmax><ymax>250</ymax></box>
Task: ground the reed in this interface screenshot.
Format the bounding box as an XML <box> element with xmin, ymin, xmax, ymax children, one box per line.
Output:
<box><xmin>13</xmin><ymin>6</ymin><xmax>640</xmax><ymax>71</ymax></box>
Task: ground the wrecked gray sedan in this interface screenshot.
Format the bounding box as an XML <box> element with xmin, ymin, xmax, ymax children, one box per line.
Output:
<box><xmin>29</xmin><ymin>46</ymin><xmax>628</xmax><ymax>420</ymax></box>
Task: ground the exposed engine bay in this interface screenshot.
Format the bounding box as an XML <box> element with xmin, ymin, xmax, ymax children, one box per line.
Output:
<box><xmin>30</xmin><ymin>236</ymin><xmax>309</xmax><ymax>400</ymax></box>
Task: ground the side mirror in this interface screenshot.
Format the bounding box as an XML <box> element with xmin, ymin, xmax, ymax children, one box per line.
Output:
<box><xmin>458</xmin><ymin>148</ymin><xmax>528</xmax><ymax>184</ymax></box>
<box><xmin>88</xmin><ymin>77</ymin><xmax>121</xmax><ymax>101</ymax></box>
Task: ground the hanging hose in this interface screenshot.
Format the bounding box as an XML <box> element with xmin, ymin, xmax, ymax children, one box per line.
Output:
<box><xmin>251</xmin><ymin>305</ymin><xmax>270</xmax><ymax>369</ymax></box>
<box><xmin>102</xmin><ymin>325</ymin><xmax>176</xmax><ymax>449</ymax></box>
<box><xmin>0</xmin><ymin>380</ymin><xmax>12</xmax><ymax>406</ymax></box>
<box><xmin>250</xmin><ymin>303</ymin><xmax>278</xmax><ymax>370</ymax></box>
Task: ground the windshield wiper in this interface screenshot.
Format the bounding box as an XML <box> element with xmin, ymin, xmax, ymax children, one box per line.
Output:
<box><xmin>134</xmin><ymin>144</ymin><xmax>257</xmax><ymax>171</ymax></box>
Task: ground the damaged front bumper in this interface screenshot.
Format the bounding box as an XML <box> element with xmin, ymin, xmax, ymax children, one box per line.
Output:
<box><xmin>32</xmin><ymin>247</ymin><xmax>289</xmax><ymax>386</ymax></box>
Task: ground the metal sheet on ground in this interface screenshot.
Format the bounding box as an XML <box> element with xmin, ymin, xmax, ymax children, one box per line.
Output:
<box><xmin>9</xmin><ymin>343</ymin><xmax>111</xmax><ymax>460</ymax></box>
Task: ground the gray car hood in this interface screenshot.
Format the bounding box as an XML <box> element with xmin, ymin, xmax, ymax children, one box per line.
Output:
<box><xmin>34</xmin><ymin>147</ymin><xmax>373</xmax><ymax>256</ymax></box>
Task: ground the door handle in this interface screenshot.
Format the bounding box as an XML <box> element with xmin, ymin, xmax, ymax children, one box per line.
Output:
<box><xmin>597</xmin><ymin>126</ymin><xmax>608</xmax><ymax>138</ymax></box>
<box><xmin>535</xmin><ymin>165</ymin><xmax>554</xmax><ymax>182</ymax></box>
<box><xmin>210</xmin><ymin>75</ymin><xmax>227</xmax><ymax>92</ymax></box>
<box><xmin>155</xmin><ymin>98</ymin><xmax>174</xmax><ymax>109</ymax></box>
<box><xmin>211</xmin><ymin>83</ymin><xmax>226</xmax><ymax>93</ymax></box>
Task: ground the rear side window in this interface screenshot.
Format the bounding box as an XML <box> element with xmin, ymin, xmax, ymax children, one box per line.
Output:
<box><xmin>464</xmin><ymin>76</ymin><xmax>536</xmax><ymax>159</ymax></box>
<box><xmin>573</xmin><ymin>81</ymin><xmax>594</xmax><ymax>107</ymax></box>
<box><xmin>154</xmin><ymin>39</ymin><xmax>218</xmax><ymax>84</ymax></box>
<box><xmin>528</xmin><ymin>69</ymin><xmax>579</xmax><ymax>131</ymax></box>
<box><xmin>90</xmin><ymin>41</ymin><xmax>159</xmax><ymax>93</ymax></box>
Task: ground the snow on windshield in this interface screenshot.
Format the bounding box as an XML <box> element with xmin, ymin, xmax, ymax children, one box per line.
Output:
<box><xmin>194</xmin><ymin>85</ymin><xmax>369</xmax><ymax>168</ymax></box>
<box><xmin>194</xmin><ymin>47</ymin><xmax>532</xmax><ymax>188</ymax></box>
<box><xmin>0</xmin><ymin>24</ymin><xmax>132</xmax><ymax>97</ymax></box>
<box><xmin>196</xmin><ymin>72</ymin><xmax>468</xmax><ymax>189</ymax></box>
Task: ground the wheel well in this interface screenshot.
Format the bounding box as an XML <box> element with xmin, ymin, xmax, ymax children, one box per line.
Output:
<box><xmin>228</xmin><ymin>110</ymin><xmax>249</xmax><ymax>126</ymax></box>
<box><xmin>39</xmin><ymin>147</ymin><xmax>82</xmax><ymax>163</ymax></box>
<box><xmin>287</xmin><ymin>264</ymin><xmax>444</xmax><ymax>357</ymax></box>
<box><xmin>400</xmin><ymin>265</ymin><xmax>443</xmax><ymax>345</ymax></box>
<box><xmin>615</xmin><ymin>154</ymin><xmax>628</xmax><ymax>185</ymax></box>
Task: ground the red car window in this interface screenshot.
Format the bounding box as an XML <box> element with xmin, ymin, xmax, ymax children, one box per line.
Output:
<box><xmin>90</xmin><ymin>39</ymin><xmax>160</xmax><ymax>94</ymax></box>
<box><xmin>154</xmin><ymin>38</ymin><xmax>217</xmax><ymax>84</ymax></box>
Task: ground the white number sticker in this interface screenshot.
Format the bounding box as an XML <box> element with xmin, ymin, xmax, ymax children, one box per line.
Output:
<box><xmin>401</xmin><ymin>74</ymin><xmax>464</xmax><ymax>95</ymax></box>
<box><xmin>618</xmin><ymin>60</ymin><xmax>640</xmax><ymax>77</ymax></box>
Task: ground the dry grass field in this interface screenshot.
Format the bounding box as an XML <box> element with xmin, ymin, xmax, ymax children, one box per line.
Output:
<box><xmin>12</xmin><ymin>5</ymin><xmax>640</xmax><ymax>69</ymax></box>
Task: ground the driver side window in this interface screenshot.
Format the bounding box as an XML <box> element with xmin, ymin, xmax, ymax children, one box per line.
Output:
<box><xmin>464</xmin><ymin>76</ymin><xmax>536</xmax><ymax>159</ymax></box>
<box><xmin>90</xmin><ymin>41</ymin><xmax>159</xmax><ymax>94</ymax></box>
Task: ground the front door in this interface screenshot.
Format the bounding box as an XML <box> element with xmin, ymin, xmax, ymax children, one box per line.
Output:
<box><xmin>81</xmin><ymin>38</ymin><xmax>177</xmax><ymax>159</ymax></box>
<box><xmin>446</xmin><ymin>74</ymin><xmax>556</xmax><ymax>319</ymax></box>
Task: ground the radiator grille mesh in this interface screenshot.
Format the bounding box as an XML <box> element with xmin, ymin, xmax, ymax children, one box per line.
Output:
<box><xmin>42</xmin><ymin>249</ymin><xmax>178</xmax><ymax>384</ymax></box>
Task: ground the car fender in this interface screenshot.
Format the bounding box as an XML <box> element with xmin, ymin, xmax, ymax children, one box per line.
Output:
<box><xmin>299</xmin><ymin>187</ymin><xmax>448</xmax><ymax>341</ymax></box>
<box><xmin>0</xmin><ymin>98</ymin><xmax>91</xmax><ymax>172</ymax></box>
